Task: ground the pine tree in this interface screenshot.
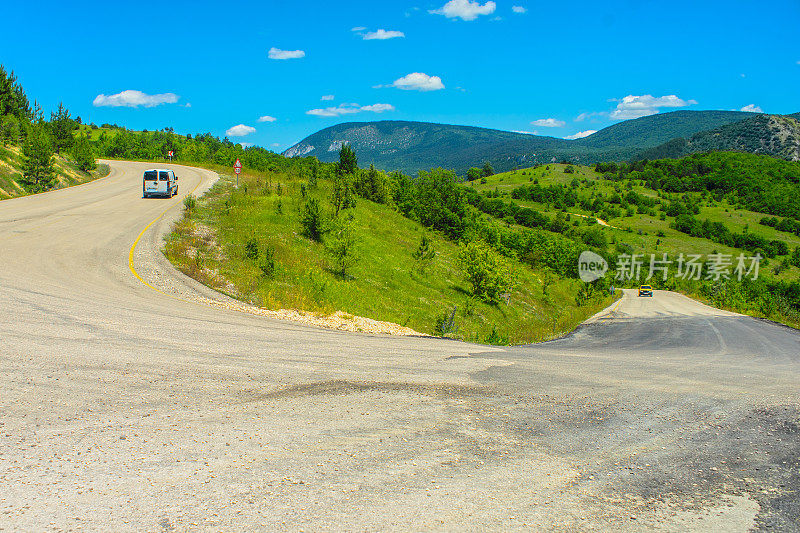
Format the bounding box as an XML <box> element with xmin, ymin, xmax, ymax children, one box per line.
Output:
<box><xmin>21</xmin><ymin>123</ymin><xmax>55</xmax><ymax>192</ymax></box>
<box><xmin>1</xmin><ymin>115</ymin><xmax>20</xmax><ymax>146</ymax></box>
<box><xmin>326</xmin><ymin>214</ymin><xmax>360</xmax><ymax>279</ymax></box>
<box><xmin>50</xmin><ymin>102</ymin><xmax>76</xmax><ymax>154</ymax></box>
<box><xmin>337</xmin><ymin>144</ymin><xmax>358</xmax><ymax>175</ymax></box>
<box><xmin>412</xmin><ymin>233</ymin><xmax>436</xmax><ymax>274</ymax></box>
<box><xmin>0</xmin><ymin>65</ymin><xmax>31</xmax><ymax>119</ymax></box>
<box><xmin>481</xmin><ymin>161</ymin><xmax>494</xmax><ymax>178</ymax></box>
<box><xmin>72</xmin><ymin>134</ymin><xmax>96</xmax><ymax>172</ymax></box>
<box><xmin>331</xmin><ymin>173</ymin><xmax>356</xmax><ymax>214</ymax></box>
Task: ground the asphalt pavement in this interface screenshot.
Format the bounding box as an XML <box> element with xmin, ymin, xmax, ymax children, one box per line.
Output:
<box><xmin>1</xmin><ymin>161</ymin><xmax>798</xmax><ymax>531</ymax></box>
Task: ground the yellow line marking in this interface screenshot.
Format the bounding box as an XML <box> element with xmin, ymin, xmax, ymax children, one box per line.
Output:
<box><xmin>598</xmin><ymin>291</ymin><xmax>625</xmax><ymax>320</ymax></box>
<box><xmin>128</xmin><ymin>172</ymin><xmax>203</xmax><ymax>300</ymax></box>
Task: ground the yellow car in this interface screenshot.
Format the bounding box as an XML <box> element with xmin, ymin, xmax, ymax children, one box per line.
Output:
<box><xmin>638</xmin><ymin>285</ymin><xmax>653</xmax><ymax>297</ymax></box>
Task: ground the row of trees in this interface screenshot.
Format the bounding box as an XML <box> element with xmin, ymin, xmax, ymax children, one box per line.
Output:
<box><xmin>672</xmin><ymin>214</ymin><xmax>788</xmax><ymax>258</ymax></box>
<box><xmin>1</xmin><ymin>65</ymin><xmax>96</xmax><ymax>193</ymax></box>
<box><xmin>597</xmin><ymin>152</ymin><xmax>800</xmax><ymax>220</ymax></box>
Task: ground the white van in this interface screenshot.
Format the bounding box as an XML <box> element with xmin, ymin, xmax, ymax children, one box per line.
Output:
<box><xmin>143</xmin><ymin>169</ymin><xmax>179</xmax><ymax>198</ymax></box>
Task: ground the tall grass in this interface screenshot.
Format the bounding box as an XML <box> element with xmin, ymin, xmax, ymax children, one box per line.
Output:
<box><xmin>165</xmin><ymin>169</ymin><xmax>613</xmax><ymax>344</ymax></box>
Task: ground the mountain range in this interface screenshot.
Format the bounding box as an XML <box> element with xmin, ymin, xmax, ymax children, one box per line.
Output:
<box><xmin>283</xmin><ymin>110</ymin><xmax>800</xmax><ymax>175</ymax></box>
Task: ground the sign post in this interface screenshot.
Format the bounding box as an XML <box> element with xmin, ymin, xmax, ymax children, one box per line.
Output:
<box><xmin>234</xmin><ymin>158</ymin><xmax>242</xmax><ymax>188</ymax></box>
<box><xmin>168</xmin><ymin>150</ymin><xmax>173</xmax><ymax>162</ymax></box>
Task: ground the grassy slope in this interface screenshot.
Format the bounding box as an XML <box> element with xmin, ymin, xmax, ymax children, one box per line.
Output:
<box><xmin>474</xmin><ymin>164</ymin><xmax>800</xmax><ymax>276</ymax></box>
<box><xmin>165</xmin><ymin>168</ymin><xmax>613</xmax><ymax>345</ymax></box>
<box><xmin>0</xmin><ymin>143</ymin><xmax>108</xmax><ymax>200</ymax></box>
<box><xmin>474</xmin><ymin>164</ymin><xmax>800</xmax><ymax>327</ymax></box>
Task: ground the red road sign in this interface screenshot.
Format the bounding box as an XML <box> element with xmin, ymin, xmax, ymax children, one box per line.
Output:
<box><xmin>234</xmin><ymin>159</ymin><xmax>242</xmax><ymax>175</ymax></box>
<box><xmin>168</xmin><ymin>150</ymin><xmax>173</xmax><ymax>157</ymax></box>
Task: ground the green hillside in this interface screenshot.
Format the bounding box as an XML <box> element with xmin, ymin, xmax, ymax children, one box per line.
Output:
<box><xmin>282</xmin><ymin>111</ymin><xmax>754</xmax><ymax>175</ymax></box>
<box><xmin>468</xmin><ymin>153</ymin><xmax>800</xmax><ymax>326</ymax></box>
<box><xmin>574</xmin><ymin>110</ymin><xmax>753</xmax><ymax>150</ymax></box>
<box><xmin>637</xmin><ymin>113</ymin><xmax>800</xmax><ymax>162</ymax></box>
<box><xmin>165</xmin><ymin>161</ymin><xmax>613</xmax><ymax>345</ymax></box>
<box><xmin>163</xmin><ymin>148</ymin><xmax>800</xmax><ymax>345</ymax></box>
<box><xmin>0</xmin><ymin>65</ymin><xmax>107</xmax><ymax>199</ymax></box>
<box><xmin>0</xmin><ymin>144</ymin><xmax>107</xmax><ymax>200</ymax></box>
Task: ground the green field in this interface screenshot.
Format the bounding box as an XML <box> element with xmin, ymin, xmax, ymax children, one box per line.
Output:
<box><xmin>165</xmin><ymin>168</ymin><xmax>613</xmax><ymax>345</ymax></box>
<box><xmin>472</xmin><ymin>163</ymin><xmax>800</xmax><ymax>283</ymax></box>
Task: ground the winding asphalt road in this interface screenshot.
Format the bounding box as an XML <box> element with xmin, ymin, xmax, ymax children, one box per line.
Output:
<box><xmin>1</xmin><ymin>161</ymin><xmax>799</xmax><ymax>531</ymax></box>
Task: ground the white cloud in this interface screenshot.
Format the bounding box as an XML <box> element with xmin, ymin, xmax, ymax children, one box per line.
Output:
<box><xmin>363</xmin><ymin>29</ymin><xmax>405</xmax><ymax>40</ymax></box>
<box><xmin>430</xmin><ymin>0</ymin><xmax>496</xmax><ymax>21</ymax></box>
<box><xmin>610</xmin><ymin>94</ymin><xmax>697</xmax><ymax>119</ymax></box>
<box><xmin>360</xmin><ymin>103</ymin><xmax>394</xmax><ymax>112</ymax></box>
<box><xmin>238</xmin><ymin>142</ymin><xmax>254</xmax><ymax>148</ymax></box>
<box><xmin>257</xmin><ymin>115</ymin><xmax>277</xmax><ymax>122</ymax></box>
<box><xmin>321</xmin><ymin>95</ymin><xmax>335</xmax><ymax>101</ymax></box>
<box><xmin>390</xmin><ymin>72</ymin><xmax>445</xmax><ymax>91</ymax></box>
<box><xmin>740</xmin><ymin>104</ymin><xmax>763</xmax><ymax>113</ymax></box>
<box><xmin>564</xmin><ymin>130</ymin><xmax>597</xmax><ymax>140</ymax></box>
<box><xmin>271</xmin><ymin>142</ymin><xmax>281</xmax><ymax>148</ymax></box>
<box><xmin>226</xmin><ymin>124</ymin><xmax>256</xmax><ymax>137</ymax></box>
<box><xmin>531</xmin><ymin>118</ymin><xmax>566</xmax><ymax>128</ymax></box>
<box><xmin>306</xmin><ymin>103</ymin><xmax>395</xmax><ymax>117</ymax></box>
<box><xmin>351</xmin><ymin>26</ymin><xmax>367</xmax><ymax>31</ymax></box>
<box><xmin>268</xmin><ymin>47</ymin><xmax>305</xmax><ymax>60</ymax></box>
<box><xmin>512</xmin><ymin>130</ymin><xmax>536</xmax><ymax>135</ymax></box>
<box><xmin>512</xmin><ymin>5</ymin><xmax>526</xmax><ymax>13</ymax></box>
<box><xmin>92</xmin><ymin>90</ymin><xmax>179</xmax><ymax>108</ymax></box>
<box><xmin>575</xmin><ymin>111</ymin><xmax>606</xmax><ymax>122</ymax></box>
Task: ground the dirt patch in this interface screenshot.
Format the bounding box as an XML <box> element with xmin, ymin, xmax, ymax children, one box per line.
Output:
<box><xmin>196</xmin><ymin>296</ymin><xmax>427</xmax><ymax>336</ymax></box>
<box><xmin>243</xmin><ymin>379</ymin><xmax>494</xmax><ymax>401</ymax></box>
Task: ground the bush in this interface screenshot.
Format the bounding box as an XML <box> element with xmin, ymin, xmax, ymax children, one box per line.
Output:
<box><xmin>791</xmin><ymin>247</ymin><xmax>800</xmax><ymax>268</ymax></box>
<box><xmin>433</xmin><ymin>306</ymin><xmax>459</xmax><ymax>337</ymax></box>
<box><xmin>259</xmin><ymin>245</ymin><xmax>276</xmax><ymax>278</ymax></box>
<box><xmin>458</xmin><ymin>240</ymin><xmax>513</xmax><ymax>304</ymax></box>
<box><xmin>412</xmin><ymin>233</ymin><xmax>436</xmax><ymax>274</ymax></box>
<box><xmin>484</xmin><ymin>325</ymin><xmax>509</xmax><ymax>345</ymax></box>
<box><xmin>183</xmin><ymin>194</ymin><xmax>197</xmax><ymax>211</ymax></box>
<box><xmin>325</xmin><ymin>215</ymin><xmax>360</xmax><ymax>279</ymax></box>
<box><xmin>244</xmin><ymin>236</ymin><xmax>259</xmax><ymax>260</ymax></box>
<box><xmin>582</xmin><ymin>227</ymin><xmax>607</xmax><ymax>249</ymax></box>
<box><xmin>300</xmin><ymin>197</ymin><xmax>325</xmax><ymax>241</ymax></box>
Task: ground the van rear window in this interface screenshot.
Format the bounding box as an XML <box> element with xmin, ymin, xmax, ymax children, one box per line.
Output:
<box><xmin>159</xmin><ymin>171</ymin><xmax>170</xmax><ymax>181</ymax></box>
<box><xmin>144</xmin><ymin>171</ymin><xmax>157</xmax><ymax>181</ymax></box>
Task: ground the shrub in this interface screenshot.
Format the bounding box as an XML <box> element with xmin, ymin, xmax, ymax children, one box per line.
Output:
<box><xmin>412</xmin><ymin>233</ymin><xmax>436</xmax><ymax>274</ymax></box>
<box><xmin>244</xmin><ymin>236</ymin><xmax>259</xmax><ymax>260</ymax></box>
<box><xmin>183</xmin><ymin>194</ymin><xmax>197</xmax><ymax>211</ymax></box>
<box><xmin>582</xmin><ymin>227</ymin><xmax>607</xmax><ymax>249</ymax></box>
<box><xmin>325</xmin><ymin>215</ymin><xmax>360</xmax><ymax>279</ymax></box>
<box><xmin>484</xmin><ymin>325</ymin><xmax>509</xmax><ymax>345</ymax></box>
<box><xmin>458</xmin><ymin>240</ymin><xmax>513</xmax><ymax>304</ymax></box>
<box><xmin>300</xmin><ymin>197</ymin><xmax>325</xmax><ymax>241</ymax></box>
<box><xmin>259</xmin><ymin>245</ymin><xmax>276</xmax><ymax>278</ymax></box>
<box><xmin>433</xmin><ymin>306</ymin><xmax>459</xmax><ymax>337</ymax></box>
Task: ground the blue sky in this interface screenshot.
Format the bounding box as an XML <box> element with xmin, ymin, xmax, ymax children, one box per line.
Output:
<box><xmin>3</xmin><ymin>0</ymin><xmax>798</xmax><ymax>150</ymax></box>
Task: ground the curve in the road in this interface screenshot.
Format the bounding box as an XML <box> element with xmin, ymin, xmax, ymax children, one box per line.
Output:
<box><xmin>2</xmin><ymin>160</ymin><xmax>799</xmax><ymax>531</ymax></box>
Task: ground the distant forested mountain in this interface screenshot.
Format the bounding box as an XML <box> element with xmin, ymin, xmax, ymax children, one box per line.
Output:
<box><xmin>283</xmin><ymin>111</ymin><xmax>754</xmax><ymax>175</ymax></box>
<box><xmin>637</xmin><ymin>114</ymin><xmax>800</xmax><ymax>162</ymax></box>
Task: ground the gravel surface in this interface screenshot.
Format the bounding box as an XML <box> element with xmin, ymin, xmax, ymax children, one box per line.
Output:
<box><xmin>0</xmin><ymin>161</ymin><xmax>798</xmax><ymax>531</ymax></box>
